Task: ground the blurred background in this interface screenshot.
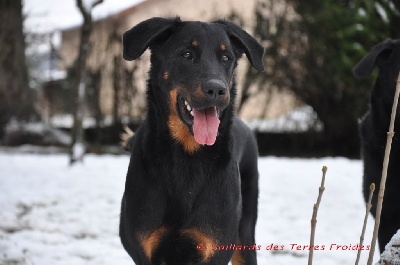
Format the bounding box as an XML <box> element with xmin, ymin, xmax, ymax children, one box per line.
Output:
<box><xmin>1</xmin><ymin>0</ymin><xmax>400</xmax><ymax>159</ymax></box>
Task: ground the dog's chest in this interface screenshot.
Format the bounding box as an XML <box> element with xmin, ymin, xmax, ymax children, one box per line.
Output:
<box><xmin>163</xmin><ymin>160</ymin><xmax>213</xmax><ymax>202</ymax></box>
<box><xmin>157</xmin><ymin>158</ymin><xmax>241</xmax><ymax>223</ymax></box>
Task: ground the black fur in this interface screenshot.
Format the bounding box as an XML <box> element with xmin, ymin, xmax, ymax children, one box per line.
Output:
<box><xmin>353</xmin><ymin>39</ymin><xmax>400</xmax><ymax>253</ymax></box>
<box><xmin>119</xmin><ymin>17</ymin><xmax>264</xmax><ymax>265</ymax></box>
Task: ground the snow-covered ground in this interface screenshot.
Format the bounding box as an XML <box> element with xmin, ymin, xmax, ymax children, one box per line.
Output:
<box><xmin>378</xmin><ymin>229</ymin><xmax>400</xmax><ymax>264</ymax></box>
<box><xmin>0</xmin><ymin>152</ymin><xmax>381</xmax><ymax>264</ymax></box>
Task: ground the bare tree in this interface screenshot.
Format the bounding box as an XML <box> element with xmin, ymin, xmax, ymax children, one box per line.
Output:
<box><xmin>0</xmin><ymin>0</ymin><xmax>35</xmax><ymax>137</ymax></box>
<box><xmin>70</xmin><ymin>0</ymin><xmax>104</xmax><ymax>164</ymax></box>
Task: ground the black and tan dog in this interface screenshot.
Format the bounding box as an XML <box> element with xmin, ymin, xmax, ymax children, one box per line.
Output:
<box><xmin>119</xmin><ymin>17</ymin><xmax>264</xmax><ymax>265</ymax></box>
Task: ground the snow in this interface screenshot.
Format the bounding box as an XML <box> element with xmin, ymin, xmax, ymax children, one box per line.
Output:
<box><xmin>4</xmin><ymin>121</ymin><xmax>71</xmax><ymax>146</ymax></box>
<box><xmin>0</xmin><ymin>152</ymin><xmax>381</xmax><ymax>264</ymax></box>
<box><xmin>49</xmin><ymin>115</ymin><xmax>114</xmax><ymax>128</ymax></box>
<box><xmin>245</xmin><ymin>106</ymin><xmax>323</xmax><ymax>133</ymax></box>
<box><xmin>377</xmin><ymin>229</ymin><xmax>400</xmax><ymax>265</ymax></box>
<box><xmin>71</xmin><ymin>143</ymin><xmax>86</xmax><ymax>162</ymax></box>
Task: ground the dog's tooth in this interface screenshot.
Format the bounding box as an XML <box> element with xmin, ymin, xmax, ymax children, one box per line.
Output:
<box><xmin>190</xmin><ymin>110</ymin><xmax>193</xmax><ymax>116</ymax></box>
<box><xmin>187</xmin><ymin>105</ymin><xmax>192</xmax><ymax>111</ymax></box>
<box><xmin>184</xmin><ymin>100</ymin><xmax>188</xmax><ymax>106</ymax></box>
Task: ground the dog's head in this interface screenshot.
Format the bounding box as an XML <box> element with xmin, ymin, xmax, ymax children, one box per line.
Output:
<box><xmin>353</xmin><ymin>39</ymin><xmax>400</xmax><ymax>80</ymax></box>
<box><xmin>353</xmin><ymin>39</ymin><xmax>400</xmax><ymax>107</ymax></box>
<box><xmin>123</xmin><ymin>17</ymin><xmax>264</xmax><ymax>152</ymax></box>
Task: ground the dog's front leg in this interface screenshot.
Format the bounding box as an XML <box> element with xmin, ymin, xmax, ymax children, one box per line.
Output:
<box><xmin>120</xmin><ymin>155</ymin><xmax>168</xmax><ymax>265</ymax></box>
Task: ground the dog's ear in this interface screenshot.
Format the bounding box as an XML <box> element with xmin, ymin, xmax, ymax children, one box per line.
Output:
<box><xmin>215</xmin><ymin>20</ymin><xmax>264</xmax><ymax>72</ymax></box>
<box><xmin>353</xmin><ymin>39</ymin><xmax>394</xmax><ymax>79</ymax></box>
<box><xmin>123</xmin><ymin>17</ymin><xmax>181</xmax><ymax>61</ymax></box>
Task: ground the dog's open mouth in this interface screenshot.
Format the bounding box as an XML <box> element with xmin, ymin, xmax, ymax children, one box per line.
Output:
<box><xmin>178</xmin><ymin>96</ymin><xmax>220</xmax><ymax>146</ymax></box>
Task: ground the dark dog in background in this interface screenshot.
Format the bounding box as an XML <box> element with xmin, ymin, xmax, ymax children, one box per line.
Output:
<box><xmin>353</xmin><ymin>39</ymin><xmax>400</xmax><ymax>252</ymax></box>
<box><xmin>119</xmin><ymin>17</ymin><xmax>264</xmax><ymax>265</ymax></box>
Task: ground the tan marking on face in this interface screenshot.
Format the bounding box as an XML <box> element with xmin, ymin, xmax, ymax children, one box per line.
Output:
<box><xmin>222</xmin><ymin>89</ymin><xmax>230</xmax><ymax>104</ymax></box>
<box><xmin>220</xmin><ymin>44</ymin><xmax>226</xmax><ymax>51</ymax></box>
<box><xmin>139</xmin><ymin>226</ymin><xmax>168</xmax><ymax>260</ymax></box>
<box><xmin>194</xmin><ymin>84</ymin><xmax>206</xmax><ymax>101</ymax></box>
<box><xmin>192</xmin><ymin>40</ymin><xmax>199</xmax><ymax>47</ymax></box>
<box><xmin>181</xmin><ymin>228</ymin><xmax>217</xmax><ymax>262</ymax></box>
<box><xmin>168</xmin><ymin>89</ymin><xmax>201</xmax><ymax>154</ymax></box>
<box><xmin>163</xmin><ymin>72</ymin><xmax>169</xmax><ymax>80</ymax></box>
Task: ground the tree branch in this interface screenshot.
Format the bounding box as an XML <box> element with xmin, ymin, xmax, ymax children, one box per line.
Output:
<box><xmin>91</xmin><ymin>0</ymin><xmax>104</xmax><ymax>9</ymax></box>
<box><xmin>76</xmin><ymin>0</ymin><xmax>89</xmax><ymax>19</ymax></box>
<box><xmin>355</xmin><ymin>183</ymin><xmax>375</xmax><ymax>265</ymax></box>
<box><xmin>308</xmin><ymin>166</ymin><xmax>327</xmax><ymax>265</ymax></box>
<box><xmin>76</xmin><ymin>0</ymin><xmax>104</xmax><ymax>21</ymax></box>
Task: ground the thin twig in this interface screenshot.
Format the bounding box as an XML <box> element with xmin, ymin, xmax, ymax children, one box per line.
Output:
<box><xmin>355</xmin><ymin>183</ymin><xmax>375</xmax><ymax>265</ymax></box>
<box><xmin>367</xmin><ymin>72</ymin><xmax>400</xmax><ymax>265</ymax></box>
<box><xmin>308</xmin><ymin>166</ymin><xmax>328</xmax><ymax>265</ymax></box>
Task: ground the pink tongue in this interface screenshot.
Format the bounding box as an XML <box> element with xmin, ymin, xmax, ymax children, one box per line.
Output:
<box><xmin>192</xmin><ymin>107</ymin><xmax>220</xmax><ymax>145</ymax></box>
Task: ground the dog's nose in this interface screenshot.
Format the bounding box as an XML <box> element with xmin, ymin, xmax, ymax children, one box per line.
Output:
<box><xmin>202</xmin><ymin>80</ymin><xmax>227</xmax><ymax>100</ymax></box>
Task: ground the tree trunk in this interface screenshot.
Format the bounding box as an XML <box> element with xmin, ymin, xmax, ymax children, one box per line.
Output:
<box><xmin>112</xmin><ymin>56</ymin><xmax>121</xmax><ymax>124</ymax></box>
<box><xmin>0</xmin><ymin>0</ymin><xmax>34</xmax><ymax>137</ymax></box>
<box><xmin>69</xmin><ymin>0</ymin><xmax>103</xmax><ymax>164</ymax></box>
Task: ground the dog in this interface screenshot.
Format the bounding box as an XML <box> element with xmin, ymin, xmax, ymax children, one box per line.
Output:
<box><xmin>119</xmin><ymin>17</ymin><xmax>264</xmax><ymax>265</ymax></box>
<box><xmin>353</xmin><ymin>39</ymin><xmax>400</xmax><ymax>252</ymax></box>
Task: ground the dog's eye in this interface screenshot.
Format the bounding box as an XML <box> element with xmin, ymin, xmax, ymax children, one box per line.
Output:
<box><xmin>222</xmin><ymin>54</ymin><xmax>231</xmax><ymax>62</ymax></box>
<box><xmin>182</xmin><ymin>52</ymin><xmax>193</xmax><ymax>60</ymax></box>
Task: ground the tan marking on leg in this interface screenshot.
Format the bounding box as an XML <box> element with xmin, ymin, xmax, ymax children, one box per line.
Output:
<box><xmin>231</xmin><ymin>249</ymin><xmax>244</xmax><ymax>265</ymax></box>
<box><xmin>181</xmin><ymin>228</ymin><xmax>217</xmax><ymax>262</ymax></box>
<box><xmin>139</xmin><ymin>226</ymin><xmax>168</xmax><ymax>260</ymax></box>
<box><xmin>168</xmin><ymin>89</ymin><xmax>201</xmax><ymax>154</ymax></box>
